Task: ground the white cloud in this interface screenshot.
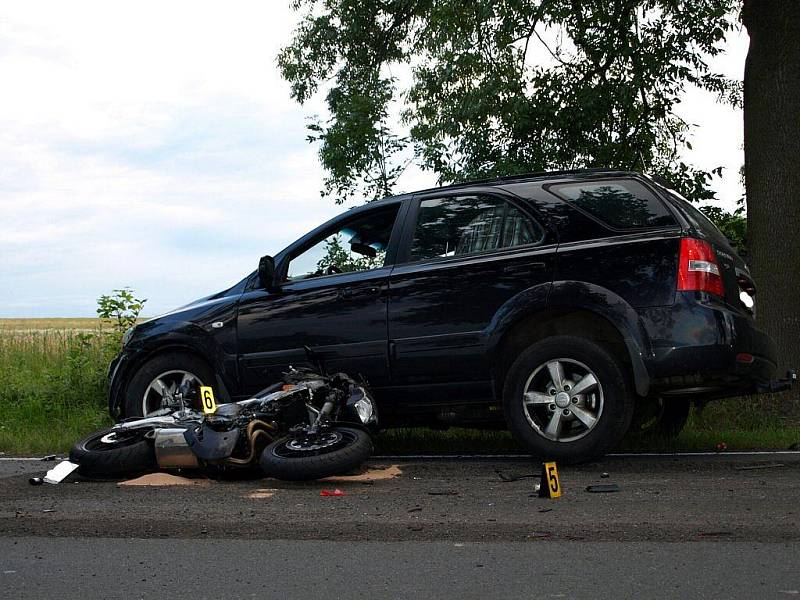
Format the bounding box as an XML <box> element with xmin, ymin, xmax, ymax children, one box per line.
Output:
<box><xmin>0</xmin><ymin>3</ymin><xmax>749</xmax><ymax>316</ymax></box>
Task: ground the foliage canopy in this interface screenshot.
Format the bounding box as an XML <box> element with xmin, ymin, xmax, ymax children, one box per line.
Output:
<box><xmin>280</xmin><ymin>0</ymin><xmax>741</xmax><ymax>203</ymax></box>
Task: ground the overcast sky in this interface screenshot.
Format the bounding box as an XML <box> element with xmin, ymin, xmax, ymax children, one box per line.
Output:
<box><xmin>0</xmin><ymin>2</ymin><xmax>749</xmax><ymax>317</ymax></box>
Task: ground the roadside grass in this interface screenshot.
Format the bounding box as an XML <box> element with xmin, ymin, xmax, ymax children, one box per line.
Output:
<box><xmin>374</xmin><ymin>417</ymin><xmax>800</xmax><ymax>455</ymax></box>
<box><xmin>0</xmin><ymin>324</ymin><xmax>114</xmax><ymax>455</ymax></box>
<box><xmin>1</xmin><ymin>318</ymin><xmax>798</xmax><ymax>456</ymax></box>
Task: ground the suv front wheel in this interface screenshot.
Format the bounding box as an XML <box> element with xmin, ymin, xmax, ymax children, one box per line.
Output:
<box><xmin>502</xmin><ymin>335</ymin><xmax>634</xmax><ymax>463</ymax></box>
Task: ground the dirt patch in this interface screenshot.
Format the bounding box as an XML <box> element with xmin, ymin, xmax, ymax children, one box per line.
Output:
<box><xmin>247</xmin><ymin>489</ymin><xmax>277</xmax><ymax>499</ymax></box>
<box><xmin>320</xmin><ymin>464</ymin><xmax>402</xmax><ymax>483</ymax></box>
<box><xmin>118</xmin><ymin>473</ymin><xmax>211</xmax><ymax>487</ymax></box>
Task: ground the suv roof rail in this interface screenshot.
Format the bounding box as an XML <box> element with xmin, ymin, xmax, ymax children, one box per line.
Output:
<box><xmin>412</xmin><ymin>167</ymin><xmax>639</xmax><ymax>195</ymax></box>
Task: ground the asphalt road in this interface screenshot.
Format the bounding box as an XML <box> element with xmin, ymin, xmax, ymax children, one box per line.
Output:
<box><xmin>2</xmin><ymin>454</ymin><xmax>799</xmax><ymax>598</ymax></box>
<box><xmin>1</xmin><ymin>537</ymin><xmax>799</xmax><ymax>600</ymax></box>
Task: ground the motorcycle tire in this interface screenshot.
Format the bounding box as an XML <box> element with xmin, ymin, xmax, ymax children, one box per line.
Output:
<box><xmin>259</xmin><ymin>426</ymin><xmax>373</xmax><ymax>481</ymax></box>
<box><xmin>69</xmin><ymin>427</ymin><xmax>157</xmax><ymax>478</ymax></box>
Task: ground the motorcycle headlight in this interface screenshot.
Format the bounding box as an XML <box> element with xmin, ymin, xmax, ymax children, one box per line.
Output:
<box><xmin>354</xmin><ymin>396</ymin><xmax>374</xmax><ymax>424</ymax></box>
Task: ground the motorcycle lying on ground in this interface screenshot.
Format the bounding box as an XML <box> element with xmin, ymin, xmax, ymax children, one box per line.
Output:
<box><xmin>69</xmin><ymin>350</ymin><xmax>378</xmax><ymax>481</ymax></box>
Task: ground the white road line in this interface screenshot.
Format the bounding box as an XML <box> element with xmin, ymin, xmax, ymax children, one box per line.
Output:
<box><xmin>2</xmin><ymin>451</ymin><xmax>799</xmax><ymax>461</ymax></box>
<box><xmin>372</xmin><ymin>451</ymin><xmax>800</xmax><ymax>459</ymax></box>
<box><xmin>0</xmin><ymin>457</ymin><xmax>61</xmax><ymax>462</ymax></box>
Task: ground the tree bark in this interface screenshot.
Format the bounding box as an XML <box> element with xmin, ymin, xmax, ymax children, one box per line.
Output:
<box><xmin>742</xmin><ymin>0</ymin><xmax>800</xmax><ymax>393</ymax></box>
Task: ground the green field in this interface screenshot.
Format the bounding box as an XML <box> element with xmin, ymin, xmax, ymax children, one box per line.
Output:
<box><xmin>0</xmin><ymin>319</ymin><xmax>798</xmax><ymax>455</ymax></box>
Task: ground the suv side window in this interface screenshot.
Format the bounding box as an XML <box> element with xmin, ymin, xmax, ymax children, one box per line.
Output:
<box><xmin>409</xmin><ymin>195</ymin><xmax>543</xmax><ymax>262</ymax></box>
<box><xmin>286</xmin><ymin>205</ymin><xmax>400</xmax><ymax>281</ymax></box>
<box><xmin>549</xmin><ymin>179</ymin><xmax>677</xmax><ymax>230</ymax></box>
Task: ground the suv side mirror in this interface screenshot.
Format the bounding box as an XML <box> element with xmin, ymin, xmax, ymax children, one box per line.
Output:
<box><xmin>258</xmin><ymin>255</ymin><xmax>277</xmax><ymax>291</ymax></box>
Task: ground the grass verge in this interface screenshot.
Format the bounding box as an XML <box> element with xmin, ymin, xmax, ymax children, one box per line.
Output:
<box><xmin>0</xmin><ymin>324</ymin><xmax>114</xmax><ymax>455</ymax></box>
<box><xmin>1</xmin><ymin>319</ymin><xmax>798</xmax><ymax>456</ymax></box>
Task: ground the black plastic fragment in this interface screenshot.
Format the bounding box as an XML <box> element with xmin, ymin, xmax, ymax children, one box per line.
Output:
<box><xmin>586</xmin><ymin>484</ymin><xmax>620</xmax><ymax>493</ymax></box>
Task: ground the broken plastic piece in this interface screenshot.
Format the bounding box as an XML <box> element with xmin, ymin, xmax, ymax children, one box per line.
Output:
<box><xmin>320</xmin><ymin>488</ymin><xmax>345</xmax><ymax>497</ymax></box>
<box><xmin>43</xmin><ymin>460</ymin><xmax>79</xmax><ymax>484</ymax></box>
<box><xmin>586</xmin><ymin>484</ymin><xmax>620</xmax><ymax>493</ymax></box>
<box><xmin>28</xmin><ymin>477</ymin><xmax>43</xmax><ymax>486</ymax></box>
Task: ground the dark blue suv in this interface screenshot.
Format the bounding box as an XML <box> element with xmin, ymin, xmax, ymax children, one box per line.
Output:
<box><xmin>109</xmin><ymin>169</ymin><xmax>788</xmax><ymax>462</ymax></box>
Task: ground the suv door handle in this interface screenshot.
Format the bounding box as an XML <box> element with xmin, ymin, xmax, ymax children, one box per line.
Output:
<box><xmin>338</xmin><ymin>286</ymin><xmax>380</xmax><ymax>299</ymax></box>
<box><xmin>503</xmin><ymin>262</ymin><xmax>546</xmax><ymax>274</ymax></box>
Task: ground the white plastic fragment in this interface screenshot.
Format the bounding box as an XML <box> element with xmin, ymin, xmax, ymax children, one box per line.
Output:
<box><xmin>43</xmin><ymin>460</ymin><xmax>79</xmax><ymax>484</ymax></box>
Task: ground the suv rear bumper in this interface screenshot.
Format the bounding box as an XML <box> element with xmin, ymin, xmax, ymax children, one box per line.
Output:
<box><xmin>641</xmin><ymin>293</ymin><xmax>780</xmax><ymax>398</ymax></box>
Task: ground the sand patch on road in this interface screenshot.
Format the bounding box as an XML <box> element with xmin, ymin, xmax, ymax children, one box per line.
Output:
<box><xmin>118</xmin><ymin>473</ymin><xmax>211</xmax><ymax>487</ymax></box>
<box><xmin>321</xmin><ymin>464</ymin><xmax>402</xmax><ymax>483</ymax></box>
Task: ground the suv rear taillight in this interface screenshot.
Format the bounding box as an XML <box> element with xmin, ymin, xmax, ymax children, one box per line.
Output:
<box><xmin>677</xmin><ymin>238</ymin><xmax>724</xmax><ymax>297</ymax></box>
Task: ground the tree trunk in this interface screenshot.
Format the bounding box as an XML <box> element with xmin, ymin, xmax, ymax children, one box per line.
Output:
<box><xmin>742</xmin><ymin>0</ymin><xmax>800</xmax><ymax>396</ymax></box>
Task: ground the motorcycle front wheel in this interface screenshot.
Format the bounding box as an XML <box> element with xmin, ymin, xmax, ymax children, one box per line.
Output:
<box><xmin>259</xmin><ymin>427</ymin><xmax>372</xmax><ymax>481</ymax></box>
<box><xmin>69</xmin><ymin>427</ymin><xmax>156</xmax><ymax>477</ymax></box>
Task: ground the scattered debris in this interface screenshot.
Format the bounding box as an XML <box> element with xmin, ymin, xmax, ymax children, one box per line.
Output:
<box><xmin>600</xmin><ymin>472</ymin><xmax>610</xmax><ymax>479</ymax></box>
<box><xmin>586</xmin><ymin>484</ymin><xmax>620</xmax><ymax>493</ymax></box>
<box><xmin>40</xmin><ymin>455</ymin><xmax>57</xmax><ymax>462</ymax></box>
<box><xmin>427</xmin><ymin>490</ymin><xmax>459</xmax><ymax>496</ymax></box>
<box><xmin>42</xmin><ymin>509</ymin><xmax>56</xmax><ymax>513</ymax></box>
<box><xmin>28</xmin><ymin>477</ymin><xmax>43</xmax><ymax>486</ymax></box>
<box><xmin>734</xmin><ymin>463</ymin><xmax>785</xmax><ymax>471</ymax></box>
<box><xmin>407</xmin><ymin>525</ymin><xmax>423</xmax><ymax>531</ymax></box>
<box><xmin>407</xmin><ymin>506</ymin><xmax>422</xmax><ymax>513</ymax></box>
<box><xmin>715</xmin><ymin>442</ymin><xmax>728</xmax><ymax>452</ymax></box>
<box><xmin>320</xmin><ymin>489</ymin><xmax>346</xmax><ymax>497</ymax></box>
<box><xmin>697</xmin><ymin>531</ymin><xmax>733</xmax><ymax>538</ymax></box>
<box><xmin>119</xmin><ymin>473</ymin><xmax>210</xmax><ymax>487</ymax></box>
<box><xmin>495</xmin><ymin>469</ymin><xmax>536</xmax><ymax>482</ymax></box>
<box><xmin>538</xmin><ymin>508</ymin><xmax>553</xmax><ymax>513</ymax></box>
<box><xmin>43</xmin><ymin>460</ymin><xmax>79</xmax><ymax>484</ymax></box>
<box><xmin>321</xmin><ymin>464</ymin><xmax>402</xmax><ymax>483</ymax></box>
<box><xmin>246</xmin><ymin>489</ymin><xmax>277</xmax><ymax>499</ymax></box>
<box><xmin>528</xmin><ymin>531</ymin><xmax>551</xmax><ymax>539</ymax></box>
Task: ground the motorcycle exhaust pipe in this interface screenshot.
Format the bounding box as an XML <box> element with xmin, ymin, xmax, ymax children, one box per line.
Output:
<box><xmin>153</xmin><ymin>429</ymin><xmax>199</xmax><ymax>469</ymax></box>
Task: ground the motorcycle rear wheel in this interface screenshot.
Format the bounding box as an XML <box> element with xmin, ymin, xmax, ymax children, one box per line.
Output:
<box><xmin>69</xmin><ymin>428</ymin><xmax>156</xmax><ymax>478</ymax></box>
<box><xmin>259</xmin><ymin>427</ymin><xmax>372</xmax><ymax>481</ymax></box>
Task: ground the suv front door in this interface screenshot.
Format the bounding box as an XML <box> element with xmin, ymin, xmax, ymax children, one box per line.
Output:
<box><xmin>387</xmin><ymin>190</ymin><xmax>556</xmax><ymax>405</ymax></box>
<box><xmin>235</xmin><ymin>202</ymin><xmax>405</xmax><ymax>396</ymax></box>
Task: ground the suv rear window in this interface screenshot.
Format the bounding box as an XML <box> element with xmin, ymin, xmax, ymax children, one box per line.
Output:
<box><xmin>549</xmin><ymin>179</ymin><xmax>677</xmax><ymax>230</ymax></box>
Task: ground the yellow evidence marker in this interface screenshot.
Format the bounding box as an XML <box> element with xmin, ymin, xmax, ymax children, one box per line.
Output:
<box><xmin>538</xmin><ymin>461</ymin><xmax>561</xmax><ymax>498</ymax></box>
<box><xmin>199</xmin><ymin>386</ymin><xmax>217</xmax><ymax>415</ymax></box>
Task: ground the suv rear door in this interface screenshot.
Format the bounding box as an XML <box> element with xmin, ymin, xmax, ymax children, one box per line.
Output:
<box><xmin>386</xmin><ymin>189</ymin><xmax>557</xmax><ymax>405</ymax></box>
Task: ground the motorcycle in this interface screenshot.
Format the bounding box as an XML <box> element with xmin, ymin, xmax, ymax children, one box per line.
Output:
<box><xmin>69</xmin><ymin>349</ymin><xmax>379</xmax><ymax>481</ymax></box>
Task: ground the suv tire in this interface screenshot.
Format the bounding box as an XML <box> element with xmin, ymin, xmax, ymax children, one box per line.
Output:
<box><xmin>502</xmin><ymin>335</ymin><xmax>634</xmax><ymax>463</ymax></box>
<box><xmin>123</xmin><ymin>352</ymin><xmax>215</xmax><ymax>417</ymax></box>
